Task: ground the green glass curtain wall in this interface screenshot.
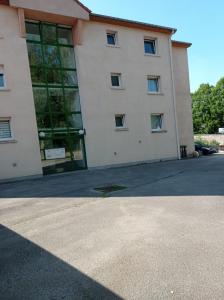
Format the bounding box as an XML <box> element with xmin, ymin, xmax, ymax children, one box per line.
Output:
<box><xmin>26</xmin><ymin>21</ymin><xmax>87</xmax><ymax>175</ymax></box>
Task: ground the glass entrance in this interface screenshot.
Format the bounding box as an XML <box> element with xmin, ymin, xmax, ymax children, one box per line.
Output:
<box><xmin>26</xmin><ymin>21</ymin><xmax>87</xmax><ymax>175</ymax></box>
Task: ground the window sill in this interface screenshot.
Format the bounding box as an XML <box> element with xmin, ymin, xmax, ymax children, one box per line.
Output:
<box><xmin>151</xmin><ymin>130</ymin><xmax>167</xmax><ymax>134</ymax></box>
<box><xmin>115</xmin><ymin>128</ymin><xmax>129</xmax><ymax>132</ymax></box>
<box><xmin>147</xmin><ymin>92</ymin><xmax>164</xmax><ymax>95</ymax></box>
<box><xmin>111</xmin><ymin>86</ymin><xmax>125</xmax><ymax>90</ymax></box>
<box><xmin>0</xmin><ymin>88</ymin><xmax>11</xmax><ymax>92</ymax></box>
<box><xmin>106</xmin><ymin>44</ymin><xmax>121</xmax><ymax>48</ymax></box>
<box><xmin>144</xmin><ymin>53</ymin><xmax>160</xmax><ymax>57</ymax></box>
<box><xmin>0</xmin><ymin>139</ymin><xmax>17</xmax><ymax>144</ymax></box>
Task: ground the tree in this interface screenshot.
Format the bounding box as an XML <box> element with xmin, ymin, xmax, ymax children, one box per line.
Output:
<box><xmin>192</xmin><ymin>77</ymin><xmax>224</xmax><ymax>134</ymax></box>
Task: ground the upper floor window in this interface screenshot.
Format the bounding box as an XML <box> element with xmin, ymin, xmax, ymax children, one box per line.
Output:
<box><xmin>144</xmin><ymin>39</ymin><xmax>156</xmax><ymax>55</ymax></box>
<box><xmin>107</xmin><ymin>31</ymin><xmax>118</xmax><ymax>46</ymax></box>
<box><xmin>115</xmin><ymin>114</ymin><xmax>126</xmax><ymax>128</ymax></box>
<box><xmin>111</xmin><ymin>73</ymin><xmax>122</xmax><ymax>88</ymax></box>
<box><xmin>148</xmin><ymin>76</ymin><xmax>160</xmax><ymax>93</ymax></box>
<box><xmin>151</xmin><ymin>114</ymin><xmax>164</xmax><ymax>132</ymax></box>
<box><xmin>0</xmin><ymin>66</ymin><xmax>5</xmax><ymax>88</ymax></box>
<box><xmin>0</xmin><ymin>119</ymin><xmax>12</xmax><ymax>140</ymax></box>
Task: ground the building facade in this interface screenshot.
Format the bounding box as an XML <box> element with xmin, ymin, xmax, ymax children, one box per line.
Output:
<box><xmin>0</xmin><ymin>0</ymin><xmax>194</xmax><ymax>181</ymax></box>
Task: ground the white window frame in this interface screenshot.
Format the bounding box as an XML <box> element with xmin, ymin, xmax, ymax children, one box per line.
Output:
<box><xmin>147</xmin><ymin>76</ymin><xmax>161</xmax><ymax>94</ymax></box>
<box><xmin>144</xmin><ymin>38</ymin><xmax>157</xmax><ymax>56</ymax></box>
<box><xmin>115</xmin><ymin>114</ymin><xmax>126</xmax><ymax>129</ymax></box>
<box><xmin>0</xmin><ymin>118</ymin><xmax>13</xmax><ymax>141</ymax></box>
<box><xmin>111</xmin><ymin>73</ymin><xmax>122</xmax><ymax>89</ymax></box>
<box><xmin>0</xmin><ymin>65</ymin><xmax>6</xmax><ymax>90</ymax></box>
<box><xmin>106</xmin><ymin>31</ymin><xmax>118</xmax><ymax>47</ymax></box>
<box><xmin>151</xmin><ymin>114</ymin><xmax>165</xmax><ymax>132</ymax></box>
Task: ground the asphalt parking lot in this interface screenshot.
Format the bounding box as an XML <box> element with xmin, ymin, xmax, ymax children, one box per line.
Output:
<box><xmin>1</xmin><ymin>154</ymin><xmax>224</xmax><ymax>299</ymax></box>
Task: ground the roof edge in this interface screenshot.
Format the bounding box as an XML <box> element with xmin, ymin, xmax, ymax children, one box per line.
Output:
<box><xmin>90</xmin><ymin>13</ymin><xmax>176</xmax><ymax>35</ymax></box>
<box><xmin>74</xmin><ymin>0</ymin><xmax>91</xmax><ymax>13</ymax></box>
<box><xmin>0</xmin><ymin>0</ymin><xmax>9</xmax><ymax>5</ymax></box>
<box><xmin>172</xmin><ymin>40</ymin><xmax>192</xmax><ymax>48</ymax></box>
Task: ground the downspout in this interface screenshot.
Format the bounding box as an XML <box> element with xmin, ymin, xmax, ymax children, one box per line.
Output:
<box><xmin>168</xmin><ymin>30</ymin><xmax>181</xmax><ymax>160</ymax></box>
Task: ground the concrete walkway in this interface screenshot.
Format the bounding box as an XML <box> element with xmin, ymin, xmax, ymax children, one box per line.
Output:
<box><xmin>1</xmin><ymin>155</ymin><xmax>224</xmax><ymax>299</ymax></box>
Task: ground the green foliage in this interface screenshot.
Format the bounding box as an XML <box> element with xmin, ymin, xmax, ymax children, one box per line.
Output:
<box><xmin>192</xmin><ymin>78</ymin><xmax>224</xmax><ymax>134</ymax></box>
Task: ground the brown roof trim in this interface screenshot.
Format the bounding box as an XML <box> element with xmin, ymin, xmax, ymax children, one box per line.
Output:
<box><xmin>74</xmin><ymin>0</ymin><xmax>91</xmax><ymax>13</ymax></box>
<box><xmin>0</xmin><ymin>0</ymin><xmax>9</xmax><ymax>5</ymax></box>
<box><xmin>172</xmin><ymin>40</ymin><xmax>192</xmax><ymax>48</ymax></box>
<box><xmin>90</xmin><ymin>13</ymin><xmax>176</xmax><ymax>35</ymax></box>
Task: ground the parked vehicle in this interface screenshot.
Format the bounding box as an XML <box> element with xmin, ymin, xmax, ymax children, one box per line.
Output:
<box><xmin>195</xmin><ymin>143</ymin><xmax>218</xmax><ymax>155</ymax></box>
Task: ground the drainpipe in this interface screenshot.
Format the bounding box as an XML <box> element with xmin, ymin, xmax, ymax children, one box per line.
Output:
<box><xmin>168</xmin><ymin>30</ymin><xmax>181</xmax><ymax>160</ymax></box>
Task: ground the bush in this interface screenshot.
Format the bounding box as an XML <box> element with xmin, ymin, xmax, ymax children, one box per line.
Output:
<box><xmin>195</xmin><ymin>138</ymin><xmax>220</xmax><ymax>150</ymax></box>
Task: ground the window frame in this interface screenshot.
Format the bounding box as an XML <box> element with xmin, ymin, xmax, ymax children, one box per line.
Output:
<box><xmin>147</xmin><ymin>76</ymin><xmax>161</xmax><ymax>94</ymax></box>
<box><xmin>151</xmin><ymin>114</ymin><xmax>165</xmax><ymax>132</ymax></box>
<box><xmin>106</xmin><ymin>31</ymin><xmax>118</xmax><ymax>47</ymax></box>
<box><xmin>0</xmin><ymin>118</ymin><xmax>13</xmax><ymax>141</ymax></box>
<box><xmin>144</xmin><ymin>38</ymin><xmax>157</xmax><ymax>55</ymax></box>
<box><xmin>111</xmin><ymin>73</ymin><xmax>122</xmax><ymax>89</ymax></box>
<box><xmin>115</xmin><ymin>114</ymin><xmax>126</xmax><ymax>129</ymax></box>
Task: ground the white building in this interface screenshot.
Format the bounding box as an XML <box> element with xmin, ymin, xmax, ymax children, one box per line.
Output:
<box><xmin>0</xmin><ymin>0</ymin><xmax>194</xmax><ymax>180</ymax></box>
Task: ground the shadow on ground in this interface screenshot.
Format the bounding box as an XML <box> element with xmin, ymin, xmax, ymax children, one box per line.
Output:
<box><xmin>0</xmin><ymin>224</ymin><xmax>122</xmax><ymax>300</ymax></box>
<box><xmin>0</xmin><ymin>155</ymin><xmax>224</xmax><ymax>198</ymax></box>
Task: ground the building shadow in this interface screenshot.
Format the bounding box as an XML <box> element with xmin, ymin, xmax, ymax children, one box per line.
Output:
<box><xmin>0</xmin><ymin>224</ymin><xmax>123</xmax><ymax>300</ymax></box>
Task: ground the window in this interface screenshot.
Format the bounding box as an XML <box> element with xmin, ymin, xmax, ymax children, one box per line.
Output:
<box><xmin>111</xmin><ymin>73</ymin><xmax>121</xmax><ymax>88</ymax></box>
<box><xmin>115</xmin><ymin>114</ymin><xmax>125</xmax><ymax>128</ymax></box>
<box><xmin>148</xmin><ymin>77</ymin><xmax>160</xmax><ymax>93</ymax></box>
<box><xmin>0</xmin><ymin>120</ymin><xmax>12</xmax><ymax>140</ymax></box>
<box><xmin>107</xmin><ymin>31</ymin><xmax>117</xmax><ymax>46</ymax></box>
<box><xmin>151</xmin><ymin>114</ymin><xmax>164</xmax><ymax>132</ymax></box>
<box><xmin>144</xmin><ymin>39</ymin><xmax>156</xmax><ymax>55</ymax></box>
<box><xmin>0</xmin><ymin>66</ymin><xmax>5</xmax><ymax>88</ymax></box>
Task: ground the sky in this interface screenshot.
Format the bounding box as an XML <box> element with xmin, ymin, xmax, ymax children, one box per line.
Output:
<box><xmin>81</xmin><ymin>0</ymin><xmax>224</xmax><ymax>92</ymax></box>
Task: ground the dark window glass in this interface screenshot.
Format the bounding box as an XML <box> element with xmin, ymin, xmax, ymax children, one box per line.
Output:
<box><xmin>26</xmin><ymin>23</ymin><xmax>41</xmax><ymax>42</ymax></box>
<box><xmin>27</xmin><ymin>44</ymin><xmax>43</xmax><ymax>66</ymax></box>
<box><xmin>144</xmin><ymin>40</ymin><xmax>156</xmax><ymax>54</ymax></box>
<box><xmin>33</xmin><ymin>88</ymin><xmax>49</xmax><ymax>113</ymax></box>
<box><xmin>48</xmin><ymin>88</ymin><xmax>64</xmax><ymax>112</ymax></box>
<box><xmin>62</xmin><ymin>70</ymin><xmax>78</xmax><ymax>86</ymax></box>
<box><xmin>107</xmin><ymin>33</ymin><xmax>116</xmax><ymax>45</ymax></box>
<box><xmin>111</xmin><ymin>75</ymin><xmax>120</xmax><ymax>87</ymax></box>
<box><xmin>31</xmin><ymin>68</ymin><xmax>45</xmax><ymax>85</ymax></box>
<box><xmin>0</xmin><ymin>74</ymin><xmax>4</xmax><ymax>87</ymax></box>
<box><xmin>42</xmin><ymin>25</ymin><xmax>57</xmax><ymax>44</ymax></box>
<box><xmin>68</xmin><ymin>114</ymin><xmax>83</xmax><ymax>130</ymax></box>
<box><xmin>64</xmin><ymin>89</ymin><xmax>81</xmax><ymax>112</ymax></box>
<box><xmin>37</xmin><ymin>114</ymin><xmax>52</xmax><ymax>130</ymax></box>
<box><xmin>58</xmin><ymin>27</ymin><xmax>73</xmax><ymax>45</ymax></box>
<box><xmin>60</xmin><ymin>47</ymin><xmax>76</xmax><ymax>68</ymax></box>
<box><xmin>115</xmin><ymin>115</ymin><xmax>124</xmax><ymax>127</ymax></box>
<box><xmin>148</xmin><ymin>78</ymin><xmax>159</xmax><ymax>92</ymax></box>
<box><xmin>46</xmin><ymin>69</ymin><xmax>62</xmax><ymax>85</ymax></box>
<box><xmin>44</xmin><ymin>45</ymin><xmax>60</xmax><ymax>66</ymax></box>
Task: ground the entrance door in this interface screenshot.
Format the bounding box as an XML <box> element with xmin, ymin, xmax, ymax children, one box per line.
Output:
<box><xmin>26</xmin><ymin>21</ymin><xmax>87</xmax><ymax>174</ymax></box>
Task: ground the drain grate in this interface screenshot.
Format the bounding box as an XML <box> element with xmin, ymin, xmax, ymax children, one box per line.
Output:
<box><xmin>94</xmin><ymin>185</ymin><xmax>126</xmax><ymax>194</ymax></box>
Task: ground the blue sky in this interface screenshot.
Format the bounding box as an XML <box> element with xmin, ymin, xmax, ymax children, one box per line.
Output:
<box><xmin>81</xmin><ymin>0</ymin><xmax>224</xmax><ymax>92</ymax></box>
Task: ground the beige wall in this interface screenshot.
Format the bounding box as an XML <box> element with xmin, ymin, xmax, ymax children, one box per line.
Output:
<box><xmin>0</xmin><ymin>6</ymin><xmax>42</xmax><ymax>180</ymax></box>
<box><xmin>76</xmin><ymin>21</ymin><xmax>179</xmax><ymax>168</ymax></box>
<box><xmin>172</xmin><ymin>46</ymin><xmax>194</xmax><ymax>154</ymax></box>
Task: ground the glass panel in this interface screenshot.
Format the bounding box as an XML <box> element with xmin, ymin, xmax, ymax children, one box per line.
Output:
<box><xmin>31</xmin><ymin>68</ymin><xmax>46</xmax><ymax>85</ymax></box>
<box><xmin>115</xmin><ymin>116</ymin><xmax>124</xmax><ymax>127</ymax></box>
<box><xmin>144</xmin><ymin>40</ymin><xmax>156</xmax><ymax>54</ymax></box>
<box><xmin>111</xmin><ymin>75</ymin><xmax>120</xmax><ymax>87</ymax></box>
<box><xmin>151</xmin><ymin>115</ymin><xmax>163</xmax><ymax>130</ymax></box>
<box><xmin>60</xmin><ymin>47</ymin><xmax>76</xmax><ymax>68</ymax></box>
<box><xmin>44</xmin><ymin>45</ymin><xmax>60</xmax><ymax>66</ymax></box>
<box><xmin>58</xmin><ymin>28</ymin><xmax>73</xmax><ymax>45</ymax></box>
<box><xmin>26</xmin><ymin>23</ymin><xmax>41</xmax><ymax>42</ymax></box>
<box><xmin>48</xmin><ymin>88</ymin><xmax>64</xmax><ymax>112</ymax></box>
<box><xmin>46</xmin><ymin>69</ymin><xmax>62</xmax><ymax>85</ymax></box>
<box><xmin>0</xmin><ymin>74</ymin><xmax>4</xmax><ymax>87</ymax></box>
<box><xmin>27</xmin><ymin>44</ymin><xmax>43</xmax><ymax>66</ymax></box>
<box><xmin>42</xmin><ymin>25</ymin><xmax>57</xmax><ymax>44</ymax></box>
<box><xmin>107</xmin><ymin>33</ymin><xmax>116</xmax><ymax>45</ymax></box>
<box><xmin>51</xmin><ymin>114</ymin><xmax>67</xmax><ymax>130</ymax></box>
<box><xmin>64</xmin><ymin>89</ymin><xmax>81</xmax><ymax>112</ymax></box>
<box><xmin>68</xmin><ymin>114</ymin><xmax>83</xmax><ymax>130</ymax></box>
<box><xmin>148</xmin><ymin>79</ymin><xmax>159</xmax><ymax>92</ymax></box>
<box><xmin>37</xmin><ymin>114</ymin><xmax>52</xmax><ymax>130</ymax></box>
<box><xmin>33</xmin><ymin>87</ymin><xmax>48</xmax><ymax>113</ymax></box>
<box><xmin>62</xmin><ymin>70</ymin><xmax>78</xmax><ymax>86</ymax></box>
